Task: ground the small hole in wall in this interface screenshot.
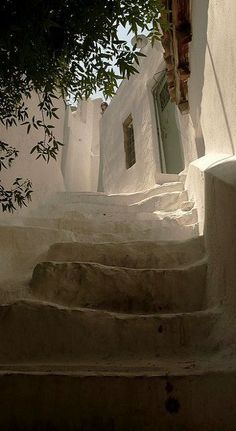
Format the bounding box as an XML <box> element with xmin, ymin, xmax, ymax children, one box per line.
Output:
<box><xmin>158</xmin><ymin>325</ymin><xmax>163</xmax><ymax>333</ymax></box>
<box><xmin>165</xmin><ymin>397</ymin><xmax>180</xmax><ymax>414</ymax></box>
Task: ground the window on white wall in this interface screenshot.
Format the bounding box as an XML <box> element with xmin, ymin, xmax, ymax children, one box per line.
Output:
<box><xmin>123</xmin><ymin>114</ymin><xmax>136</xmax><ymax>169</ymax></box>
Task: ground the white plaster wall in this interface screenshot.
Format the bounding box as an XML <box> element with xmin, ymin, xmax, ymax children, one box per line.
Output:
<box><xmin>185</xmin><ymin>0</ymin><xmax>236</xmax><ymax>230</ymax></box>
<box><xmin>185</xmin><ymin>153</ymin><xmax>232</xmax><ymax>234</ymax></box>
<box><xmin>175</xmin><ymin>110</ymin><xmax>199</xmax><ymax>169</ymax></box>
<box><xmin>189</xmin><ymin>0</ymin><xmax>236</xmax><ymax>157</ymax></box>
<box><xmin>204</xmin><ymin>156</ymin><xmax>236</xmax><ymax>314</ymax></box>
<box><xmin>0</xmin><ymin>92</ymin><xmax>66</xmax><ymax>213</ymax></box>
<box><xmin>100</xmin><ymin>42</ymin><xmax>167</xmax><ymax>194</ymax></box>
<box><xmin>62</xmin><ymin>98</ymin><xmax>102</xmax><ymax>192</ymax></box>
<box><xmin>202</xmin><ymin>0</ymin><xmax>236</xmax><ymax>156</ymax></box>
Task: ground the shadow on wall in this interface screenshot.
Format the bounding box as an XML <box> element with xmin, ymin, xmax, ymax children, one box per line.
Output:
<box><xmin>206</xmin><ymin>43</ymin><xmax>235</xmax><ymax>155</ymax></box>
<box><xmin>189</xmin><ymin>0</ymin><xmax>210</xmax><ymax>158</ymax></box>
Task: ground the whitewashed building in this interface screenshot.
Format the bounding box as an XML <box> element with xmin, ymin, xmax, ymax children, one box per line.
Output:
<box><xmin>97</xmin><ymin>0</ymin><xmax>236</xmax><ymax>235</ymax></box>
<box><xmin>1</xmin><ymin>1</ymin><xmax>236</xmax><ymax>428</ymax></box>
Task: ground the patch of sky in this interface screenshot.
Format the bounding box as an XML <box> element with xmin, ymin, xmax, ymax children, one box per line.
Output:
<box><xmin>69</xmin><ymin>25</ymin><xmax>149</xmax><ymax>106</ymax></box>
<box><xmin>92</xmin><ymin>25</ymin><xmax>150</xmax><ymax>101</ymax></box>
<box><xmin>90</xmin><ymin>25</ymin><xmax>133</xmax><ymax>101</ymax></box>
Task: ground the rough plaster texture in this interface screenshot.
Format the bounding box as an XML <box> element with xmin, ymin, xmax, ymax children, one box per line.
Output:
<box><xmin>0</xmin><ymin>300</ymin><xmax>219</xmax><ymax>363</ymax></box>
<box><xmin>31</xmin><ymin>260</ymin><xmax>207</xmax><ymax>313</ymax></box>
<box><xmin>62</xmin><ymin>98</ymin><xmax>102</xmax><ymax>192</ymax></box>
<box><xmin>46</xmin><ymin>236</ymin><xmax>205</xmax><ymax>268</ymax></box>
<box><xmin>99</xmin><ymin>43</ymin><xmax>167</xmax><ymax>193</ymax></box>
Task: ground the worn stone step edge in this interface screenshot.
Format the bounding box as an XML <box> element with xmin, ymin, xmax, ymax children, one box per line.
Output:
<box><xmin>33</xmin><ymin>192</ymin><xmax>188</xmax><ymax>217</ymax></box>
<box><xmin>46</xmin><ymin>236</ymin><xmax>205</xmax><ymax>269</ymax></box>
<box><xmin>31</xmin><ymin>258</ymin><xmax>208</xmax><ymax>313</ymax></box>
<box><xmin>0</xmin><ymin>355</ymin><xmax>233</xmax><ymax>377</ymax></box>
<box><xmin>0</xmin><ymin>300</ymin><xmax>221</xmax><ymax>362</ymax></box>
<box><xmin>130</xmin><ymin>191</ymin><xmax>188</xmax><ymax>212</ymax></box>
<box><xmin>52</xmin><ymin>182</ymin><xmax>184</xmax><ymax>206</ymax></box>
<box><xmin>19</xmin><ymin>216</ymin><xmax>199</xmax><ymax>239</ymax></box>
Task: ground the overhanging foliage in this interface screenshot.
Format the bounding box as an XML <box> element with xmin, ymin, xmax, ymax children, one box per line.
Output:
<box><xmin>0</xmin><ymin>0</ymin><xmax>167</xmax><ymax>212</ymax></box>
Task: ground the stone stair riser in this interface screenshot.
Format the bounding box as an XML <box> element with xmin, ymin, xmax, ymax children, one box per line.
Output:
<box><xmin>0</xmin><ymin>302</ymin><xmax>220</xmax><ymax>363</ymax></box>
<box><xmin>31</xmin><ymin>261</ymin><xmax>207</xmax><ymax>313</ymax></box>
<box><xmin>47</xmin><ymin>237</ymin><xmax>205</xmax><ymax>269</ymax></box>
<box><xmin>51</xmin><ymin>182</ymin><xmax>184</xmax><ymax>207</ymax></box>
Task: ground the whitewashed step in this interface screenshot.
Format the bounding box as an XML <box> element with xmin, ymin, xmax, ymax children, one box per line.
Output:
<box><xmin>21</xmin><ymin>206</ymin><xmax>198</xmax><ymax>228</ymax></box>
<box><xmin>130</xmin><ymin>191</ymin><xmax>188</xmax><ymax>212</ymax></box>
<box><xmin>50</xmin><ymin>182</ymin><xmax>184</xmax><ymax>207</ymax></box>
<box><xmin>46</xmin><ymin>190</ymin><xmax>188</xmax><ymax>216</ymax></box>
<box><xmin>31</xmin><ymin>259</ymin><xmax>207</xmax><ymax>313</ymax></box>
<box><xmin>30</xmin><ymin>186</ymin><xmax>187</xmax><ymax>219</ymax></box>
<box><xmin>24</xmin><ymin>207</ymin><xmax>197</xmax><ymax>228</ymax></box>
<box><xmin>19</xmin><ymin>212</ymin><xmax>199</xmax><ymax>240</ymax></box>
<box><xmin>137</xmin><ymin>208</ymin><xmax>198</xmax><ymax>226</ymax></box>
<box><xmin>0</xmin><ymin>300</ymin><xmax>220</xmax><ymax>363</ymax></box>
<box><xmin>47</xmin><ymin>236</ymin><xmax>205</xmax><ymax>269</ymax></box>
<box><xmin>3</xmin><ymin>215</ymin><xmax>199</xmax><ymax>242</ymax></box>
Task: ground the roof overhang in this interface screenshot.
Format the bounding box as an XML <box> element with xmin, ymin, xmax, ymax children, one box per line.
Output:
<box><xmin>161</xmin><ymin>0</ymin><xmax>192</xmax><ymax>114</ymax></box>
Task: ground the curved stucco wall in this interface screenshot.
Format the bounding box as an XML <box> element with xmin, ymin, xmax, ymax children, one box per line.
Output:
<box><xmin>204</xmin><ymin>157</ymin><xmax>236</xmax><ymax>308</ymax></box>
<box><xmin>203</xmin><ymin>158</ymin><xmax>236</xmax><ymax>354</ymax></box>
<box><xmin>99</xmin><ymin>43</ymin><xmax>165</xmax><ymax>194</ymax></box>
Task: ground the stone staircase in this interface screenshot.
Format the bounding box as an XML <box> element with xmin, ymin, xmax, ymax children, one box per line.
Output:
<box><xmin>19</xmin><ymin>181</ymin><xmax>199</xmax><ymax>241</ymax></box>
<box><xmin>0</xmin><ymin>180</ymin><xmax>227</xmax><ymax>430</ymax></box>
